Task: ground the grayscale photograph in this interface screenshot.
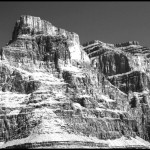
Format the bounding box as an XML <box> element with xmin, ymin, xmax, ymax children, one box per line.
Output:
<box><xmin>0</xmin><ymin>1</ymin><xmax>150</xmax><ymax>149</ymax></box>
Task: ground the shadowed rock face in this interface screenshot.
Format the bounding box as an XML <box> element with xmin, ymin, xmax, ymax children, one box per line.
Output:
<box><xmin>0</xmin><ymin>65</ymin><xmax>41</xmax><ymax>94</ymax></box>
<box><xmin>97</xmin><ymin>52</ymin><xmax>130</xmax><ymax>76</ymax></box>
<box><xmin>83</xmin><ymin>41</ymin><xmax>131</xmax><ymax>76</ymax></box>
<box><xmin>0</xmin><ymin>15</ymin><xmax>150</xmax><ymax>149</ymax></box>
<box><xmin>108</xmin><ymin>71</ymin><xmax>150</xmax><ymax>94</ymax></box>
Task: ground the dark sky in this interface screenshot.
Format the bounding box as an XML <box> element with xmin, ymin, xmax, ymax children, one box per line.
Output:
<box><xmin>0</xmin><ymin>1</ymin><xmax>150</xmax><ymax>48</ymax></box>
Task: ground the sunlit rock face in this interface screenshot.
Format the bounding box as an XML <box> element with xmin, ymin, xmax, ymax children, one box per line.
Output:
<box><xmin>12</xmin><ymin>15</ymin><xmax>79</xmax><ymax>43</ymax></box>
<box><xmin>0</xmin><ymin>15</ymin><xmax>150</xmax><ymax>149</ymax></box>
<box><xmin>1</xmin><ymin>15</ymin><xmax>90</xmax><ymax>75</ymax></box>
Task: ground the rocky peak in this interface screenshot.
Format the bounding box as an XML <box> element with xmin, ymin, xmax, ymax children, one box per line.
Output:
<box><xmin>2</xmin><ymin>15</ymin><xmax>90</xmax><ymax>72</ymax></box>
<box><xmin>11</xmin><ymin>15</ymin><xmax>80</xmax><ymax>45</ymax></box>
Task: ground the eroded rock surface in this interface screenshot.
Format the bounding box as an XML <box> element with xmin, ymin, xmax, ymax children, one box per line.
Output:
<box><xmin>83</xmin><ymin>39</ymin><xmax>150</xmax><ymax>144</ymax></box>
<box><xmin>0</xmin><ymin>15</ymin><xmax>150</xmax><ymax>149</ymax></box>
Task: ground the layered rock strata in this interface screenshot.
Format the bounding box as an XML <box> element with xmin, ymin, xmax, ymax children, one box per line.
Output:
<box><xmin>0</xmin><ymin>15</ymin><xmax>150</xmax><ymax>148</ymax></box>
<box><xmin>83</xmin><ymin>40</ymin><xmax>150</xmax><ymax>143</ymax></box>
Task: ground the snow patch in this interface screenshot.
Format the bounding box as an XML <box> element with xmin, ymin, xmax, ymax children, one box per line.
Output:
<box><xmin>100</xmin><ymin>95</ymin><xmax>115</xmax><ymax>102</ymax></box>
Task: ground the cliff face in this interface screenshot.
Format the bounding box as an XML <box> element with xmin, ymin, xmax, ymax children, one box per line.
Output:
<box><xmin>83</xmin><ymin>40</ymin><xmax>150</xmax><ymax>143</ymax></box>
<box><xmin>2</xmin><ymin>15</ymin><xmax>90</xmax><ymax>73</ymax></box>
<box><xmin>0</xmin><ymin>15</ymin><xmax>150</xmax><ymax>149</ymax></box>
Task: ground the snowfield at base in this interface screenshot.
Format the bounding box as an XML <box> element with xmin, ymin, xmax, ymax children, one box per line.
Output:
<box><xmin>1</xmin><ymin>134</ymin><xmax>149</xmax><ymax>149</ymax></box>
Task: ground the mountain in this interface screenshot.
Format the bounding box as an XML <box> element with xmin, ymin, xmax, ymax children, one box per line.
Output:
<box><xmin>0</xmin><ymin>15</ymin><xmax>150</xmax><ymax>148</ymax></box>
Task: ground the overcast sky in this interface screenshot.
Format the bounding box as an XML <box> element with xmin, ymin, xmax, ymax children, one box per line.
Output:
<box><xmin>0</xmin><ymin>2</ymin><xmax>150</xmax><ymax>48</ymax></box>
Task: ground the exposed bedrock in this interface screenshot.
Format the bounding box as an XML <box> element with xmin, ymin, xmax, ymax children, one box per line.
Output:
<box><xmin>11</xmin><ymin>15</ymin><xmax>80</xmax><ymax>44</ymax></box>
<box><xmin>62</xmin><ymin>69</ymin><xmax>129</xmax><ymax>112</ymax></box>
<box><xmin>82</xmin><ymin>39</ymin><xmax>150</xmax><ymax>143</ymax></box>
<box><xmin>93</xmin><ymin>52</ymin><xmax>131</xmax><ymax>76</ymax></box>
<box><xmin>115</xmin><ymin>41</ymin><xmax>140</xmax><ymax>47</ymax></box>
<box><xmin>0</xmin><ymin>15</ymin><xmax>150</xmax><ymax>148</ymax></box>
<box><xmin>1</xmin><ymin>15</ymin><xmax>90</xmax><ymax>75</ymax></box>
<box><xmin>0</xmin><ymin>64</ymin><xmax>41</xmax><ymax>94</ymax></box>
<box><xmin>108</xmin><ymin>71</ymin><xmax>150</xmax><ymax>94</ymax></box>
<box><xmin>2</xmin><ymin>35</ymin><xmax>71</xmax><ymax>72</ymax></box>
<box><xmin>9</xmin><ymin>15</ymin><xmax>90</xmax><ymax>67</ymax></box>
<box><xmin>83</xmin><ymin>42</ymin><xmax>131</xmax><ymax>76</ymax></box>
